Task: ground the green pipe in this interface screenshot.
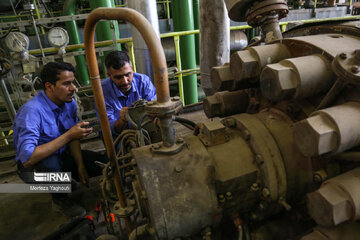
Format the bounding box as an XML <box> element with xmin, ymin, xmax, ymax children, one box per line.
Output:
<box><xmin>89</xmin><ymin>0</ymin><xmax>121</xmax><ymax>75</ymax></box>
<box><xmin>63</xmin><ymin>0</ymin><xmax>90</xmax><ymax>85</ymax></box>
<box><xmin>172</xmin><ymin>0</ymin><xmax>198</xmax><ymax>105</ymax></box>
<box><xmin>193</xmin><ymin>0</ymin><xmax>200</xmax><ymax>65</ymax></box>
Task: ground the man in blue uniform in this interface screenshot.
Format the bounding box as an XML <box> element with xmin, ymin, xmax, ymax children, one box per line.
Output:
<box><xmin>101</xmin><ymin>51</ymin><xmax>157</xmax><ymax>135</ymax></box>
<box><xmin>13</xmin><ymin>62</ymin><xmax>104</xmax><ymax>218</ymax></box>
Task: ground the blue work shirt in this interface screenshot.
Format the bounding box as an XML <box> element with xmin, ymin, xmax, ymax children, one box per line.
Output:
<box><xmin>13</xmin><ymin>91</ymin><xmax>77</xmax><ymax>171</ymax></box>
<box><xmin>101</xmin><ymin>72</ymin><xmax>157</xmax><ymax>135</ymax></box>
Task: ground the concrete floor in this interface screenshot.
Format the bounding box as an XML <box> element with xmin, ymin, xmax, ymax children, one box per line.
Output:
<box><xmin>0</xmin><ymin>107</ymin><xmax>210</xmax><ymax>240</ymax></box>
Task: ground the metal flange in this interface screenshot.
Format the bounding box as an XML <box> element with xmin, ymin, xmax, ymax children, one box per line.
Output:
<box><xmin>332</xmin><ymin>49</ymin><xmax>360</xmax><ymax>85</ymax></box>
<box><xmin>151</xmin><ymin>138</ymin><xmax>186</xmax><ymax>154</ymax></box>
<box><xmin>246</xmin><ymin>0</ymin><xmax>288</xmax><ymax>27</ymax></box>
<box><xmin>145</xmin><ymin>97</ymin><xmax>183</xmax><ymax>118</ymax></box>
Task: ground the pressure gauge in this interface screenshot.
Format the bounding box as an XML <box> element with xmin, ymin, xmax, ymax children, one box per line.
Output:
<box><xmin>5</xmin><ymin>32</ymin><xmax>29</xmax><ymax>53</ymax></box>
<box><xmin>47</xmin><ymin>27</ymin><xmax>69</xmax><ymax>48</ymax></box>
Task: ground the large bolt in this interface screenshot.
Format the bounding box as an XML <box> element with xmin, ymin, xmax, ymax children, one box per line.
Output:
<box><xmin>211</xmin><ymin>64</ymin><xmax>235</xmax><ymax>91</ymax></box>
<box><xmin>307</xmin><ymin>184</ymin><xmax>352</xmax><ymax>227</ymax></box>
<box><xmin>204</xmin><ymin>90</ymin><xmax>249</xmax><ymax>118</ymax></box>
<box><xmin>230</xmin><ymin>50</ymin><xmax>259</xmax><ymax>81</ymax></box>
<box><xmin>203</xmin><ymin>95</ymin><xmax>222</xmax><ymax>118</ymax></box>
<box><xmin>293</xmin><ymin>114</ymin><xmax>337</xmax><ymax>156</ymax></box>
<box><xmin>307</xmin><ymin>168</ymin><xmax>360</xmax><ymax>227</ymax></box>
<box><xmin>260</xmin><ymin>61</ymin><xmax>297</xmax><ymax>102</ymax></box>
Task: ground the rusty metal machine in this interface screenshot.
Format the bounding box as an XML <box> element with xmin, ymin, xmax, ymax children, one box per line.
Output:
<box><xmin>83</xmin><ymin>2</ymin><xmax>360</xmax><ymax>240</ymax></box>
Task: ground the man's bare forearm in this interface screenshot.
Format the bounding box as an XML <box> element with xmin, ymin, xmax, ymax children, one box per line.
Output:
<box><xmin>24</xmin><ymin>131</ymin><xmax>72</xmax><ymax>167</ymax></box>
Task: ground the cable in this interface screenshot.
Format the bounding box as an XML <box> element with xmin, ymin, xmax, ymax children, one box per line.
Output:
<box><xmin>173</xmin><ymin>116</ymin><xmax>196</xmax><ymax>130</ymax></box>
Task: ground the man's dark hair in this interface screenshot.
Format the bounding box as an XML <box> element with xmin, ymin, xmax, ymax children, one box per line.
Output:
<box><xmin>105</xmin><ymin>51</ymin><xmax>131</xmax><ymax>70</ymax></box>
<box><xmin>41</xmin><ymin>62</ymin><xmax>76</xmax><ymax>89</ymax></box>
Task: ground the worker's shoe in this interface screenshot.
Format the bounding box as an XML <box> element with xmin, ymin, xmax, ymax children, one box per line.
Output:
<box><xmin>52</xmin><ymin>195</ymin><xmax>86</xmax><ymax>218</ymax></box>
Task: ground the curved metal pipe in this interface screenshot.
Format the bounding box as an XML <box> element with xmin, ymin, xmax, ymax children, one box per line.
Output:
<box><xmin>85</xmin><ymin>7</ymin><xmax>169</xmax><ymax>104</ymax></box>
<box><xmin>84</xmin><ymin>7</ymin><xmax>170</xmax><ymax>234</ymax></box>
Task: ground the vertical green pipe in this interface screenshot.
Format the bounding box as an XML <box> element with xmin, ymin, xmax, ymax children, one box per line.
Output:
<box><xmin>63</xmin><ymin>0</ymin><xmax>90</xmax><ymax>85</ymax></box>
<box><xmin>172</xmin><ymin>0</ymin><xmax>198</xmax><ymax>105</ymax></box>
<box><xmin>89</xmin><ymin>0</ymin><xmax>121</xmax><ymax>75</ymax></box>
<box><xmin>193</xmin><ymin>0</ymin><xmax>200</xmax><ymax>65</ymax></box>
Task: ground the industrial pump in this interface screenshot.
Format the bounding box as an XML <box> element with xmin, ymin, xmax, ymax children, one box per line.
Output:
<box><xmin>84</xmin><ymin>1</ymin><xmax>360</xmax><ymax>240</ymax></box>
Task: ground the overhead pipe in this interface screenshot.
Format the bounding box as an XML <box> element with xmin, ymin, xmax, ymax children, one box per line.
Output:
<box><xmin>63</xmin><ymin>0</ymin><xmax>90</xmax><ymax>86</ymax></box>
<box><xmin>172</xmin><ymin>0</ymin><xmax>198</xmax><ymax>105</ymax></box>
<box><xmin>84</xmin><ymin>7</ymin><xmax>169</xmax><ymax>232</ymax></box>
<box><xmin>128</xmin><ymin>0</ymin><xmax>160</xmax><ymax>80</ymax></box>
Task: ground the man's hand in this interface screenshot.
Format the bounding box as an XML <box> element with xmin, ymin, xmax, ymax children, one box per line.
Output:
<box><xmin>120</xmin><ymin>107</ymin><xmax>128</xmax><ymax>122</ymax></box>
<box><xmin>78</xmin><ymin>166</ymin><xmax>89</xmax><ymax>186</ymax></box>
<box><xmin>114</xmin><ymin>107</ymin><xmax>129</xmax><ymax>133</ymax></box>
<box><xmin>67</xmin><ymin>122</ymin><xmax>93</xmax><ymax>140</ymax></box>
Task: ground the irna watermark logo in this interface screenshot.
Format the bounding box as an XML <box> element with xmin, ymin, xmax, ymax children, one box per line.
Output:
<box><xmin>33</xmin><ymin>172</ymin><xmax>71</xmax><ymax>182</ymax></box>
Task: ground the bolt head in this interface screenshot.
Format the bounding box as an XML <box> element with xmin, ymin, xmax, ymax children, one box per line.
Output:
<box><xmin>203</xmin><ymin>95</ymin><xmax>222</xmax><ymax>118</ymax></box>
<box><xmin>250</xmin><ymin>183</ymin><xmax>259</xmax><ymax>191</ymax></box>
<box><xmin>225</xmin><ymin>192</ymin><xmax>232</xmax><ymax>200</ymax></box>
<box><xmin>293</xmin><ymin>114</ymin><xmax>337</xmax><ymax>157</ymax></box>
<box><xmin>340</xmin><ymin>52</ymin><xmax>347</xmax><ymax>59</ymax></box>
<box><xmin>230</xmin><ymin>50</ymin><xmax>259</xmax><ymax>80</ymax></box>
<box><xmin>351</xmin><ymin>65</ymin><xmax>359</xmax><ymax>74</ymax></box>
<box><xmin>175</xmin><ymin>166</ymin><xmax>183</xmax><ymax>173</ymax></box>
<box><xmin>262</xmin><ymin>188</ymin><xmax>271</xmax><ymax>199</ymax></box>
<box><xmin>307</xmin><ymin>184</ymin><xmax>352</xmax><ymax>227</ymax></box>
<box><xmin>211</xmin><ymin>64</ymin><xmax>235</xmax><ymax>91</ymax></box>
<box><xmin>218</xmin><ymin>194</ymin><xmax>225</xmax><ymax>203</ymax></box>
<box><xmin>260</xmin><ymin>62</ymin><xmax>297</xmax><ymax>101</ymax></box>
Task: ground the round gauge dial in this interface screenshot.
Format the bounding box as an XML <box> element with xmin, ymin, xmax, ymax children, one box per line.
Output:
<box><xmin>47</xmin><ymin>27</ymin><xmax>69</xmax><ymax>48</ymax></box>
<box><xmin>5</xmin><ymin>32</ymin><xmax>29</xmax><ymax>53</ymax></box>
